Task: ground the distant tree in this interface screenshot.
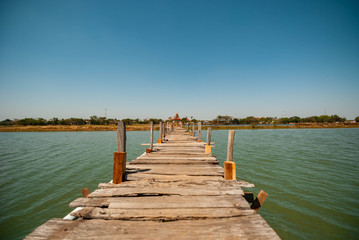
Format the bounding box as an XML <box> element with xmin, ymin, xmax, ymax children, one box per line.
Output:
<box><xmin>328</xmin><ymin>115</ymin><xmax>345</xmax><ymax>123</ymax></box>
<box><xmin>90</xmin><ymin>116</ymin><xmax>100</xmax><ymax>125</ymax></box>
<box><xmin>356</xmin><ymin>116</ymin><xmax>359</xmax><ymax>122</ymax></box>
<box><xmin>48</xmin><ymin>118</ymin><xmax>59</xmax><ymax>125</ymax></box>
<box><xmin>106</xmin><ymin>118</ymin><xmax>116</xmax><ymax>125</ymax></box>
<box><xmin>98</xmin><ymin>117</ymin><xmax>107</xmax><ymax>125</ymax></box>
<box><xmin>70</xmin><ymin>118</ymin><xmax>86</xmax><ymax>125</ymax></box>
<box><xmin>149</xmin><ymin>118</ymin><xmax>162</xmax><ymax>124</ymax></box>
<box><xmin>279</xmin><ymin>118</ymin><xmax>290</xmax><ymax>124</ymax></box>
<box><xmin>232</xmin><ymin>118</ymin><xmax>240</xmax><ymax>124</ymax></box>
<box><xmin>122</xmin><ymin>118</ymin><xmax>132</xmax><ymax>125</ymax></box>
<box><xmin>0</xmin><ymin>119</ymin><xmax>13</xmax><ymax>126</ymax></box>
<box><xmin>37</xmin><ymin>118</ymin><xmax>47</xmax><ymax>125</ymax></box>
<box><xmin>212</xmin><ymin>115</ymin><xmax>233</xmax><ymax>125</ymax></box>
<box><xmin>239</xmin><ymin>116</ymin><xmax>258</xmax><ymax>125</ymax></box>
<box><xmin>181</xmin><ymin>117</ymin><xmax>188</xmax><ymax>123</ymax></box>
<box><xmin>289</xmin><ymin>116</ymin><xmax>301</xmax><ymax>123</ymax></box>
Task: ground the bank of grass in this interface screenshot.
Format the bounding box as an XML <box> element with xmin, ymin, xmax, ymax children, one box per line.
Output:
<box><xmin>203</xmin><ymin>123</ymin><xmax>359</xmax><ymax>130</ymax></box>
<box><xmin>0</xmin><ymin>123</ymin><xmax>358</xmax><ymax>132</ymax></box>
<box><xmin>0</xmin><ymin>124</ymin><xmax>152</xmax><ymax>132</ymax></box>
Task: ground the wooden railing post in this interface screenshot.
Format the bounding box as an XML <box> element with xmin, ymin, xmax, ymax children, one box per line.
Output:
<box><xmin>198</xmin><ymin>122</ymin><xmax>202</xmax><ymax>142</ymax></box>
<box><xmin>158</xmin><ymin>122</ymin><xmax>162</xmax><ymax>143</ymax></box>
<box><xmin>162</xmin><ymin>122</ymin><xmax>165</xmax><ymax>139</ymax></box>
<box><xmin>251</xmin><ymin>190</ymin><xmax>269</xmax><ymax>212</ymax></box>
<box><xmin>163</xmin><ymin>121</ymin><xmax>166</xmax><ymax>138</ymax></box>
<box><xmin>224</xmin><ymin>130</ymin><xmax>236</xmax><ymax>180</ymax></box>
<box><xmin>146</xmin><ymin>121</ymin><xmax>154</xmax><ymax>153</ymax></box>
<box><xmin>113</xmin><ymin>120</ymin><xmax>126</xmax><ymax>184</ymax></box>
<box><xmin>205</xmin><ymin>127</ymin><xmax>212</xmax><ymax>154</ymax></box>
<box><xmin>81</xmin><ymin>187</ymin><xmax>91</xmax><ymax>198</ymax></box>
<box><xmin>192</xmin><ymin>122</ymin><xmax>195</xmax><ymax>136</ymax></box>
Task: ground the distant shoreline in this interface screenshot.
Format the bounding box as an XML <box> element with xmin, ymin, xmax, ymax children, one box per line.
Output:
<box><xmin>0</xmin><ymin>123</ymin><xmax>358</xmax><ymax>132</ymax></box>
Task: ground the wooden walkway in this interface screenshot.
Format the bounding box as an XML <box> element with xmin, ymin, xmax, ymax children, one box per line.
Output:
<box><xmin>26</xmin><ymin>127</ymin><xmax>280</xmax><ymax>239</ymax></box>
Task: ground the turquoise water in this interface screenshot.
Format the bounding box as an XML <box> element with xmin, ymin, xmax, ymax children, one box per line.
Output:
<box><xmin>0</xmin><ymin>129</ymin><xmax>358</xmax><ymax>239</ymax></box>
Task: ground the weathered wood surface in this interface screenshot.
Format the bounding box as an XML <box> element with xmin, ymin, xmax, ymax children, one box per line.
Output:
<box><xmin>87</xmin><ymin>184</ymin><xmax>243</xmax><ymax>197</ymax></box>
<box><xmin>130</xmin><ymin>159</ymin><xmax>218</xmax><ymax>164</ymax></box>
<box><xmin>71</xmin><ymin>207</ymin><xmax>255</xmax><ymax>221</ymax></box>
<box><xmin>70</xmin><ymin>195</ymin><xmax>249</xmax><ymax>209</ymax></box>
<box><xmin>26</xmin><ymin>215</ymin><xmax>280</xmax><ymax>240</ymax></box>
<box><xmin>227</xmin><ymin>130</ymin><xmax>235</xmax><ymax>162</ymax></box>
<box><xmin>26</xmin><ymin>126</ymin><xmax>279</xmax><ymax>239</ymax></box>
<box><xmin>126</xmin><ymin>173</ymin><xmax>224</xmax><ymax>181</ymax></box>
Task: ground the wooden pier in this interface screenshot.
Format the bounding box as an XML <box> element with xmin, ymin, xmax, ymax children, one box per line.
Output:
<box><xmin>26</xmin><ymin>125</ymin><xmax>280</xmax><ymax>239</ymax></box>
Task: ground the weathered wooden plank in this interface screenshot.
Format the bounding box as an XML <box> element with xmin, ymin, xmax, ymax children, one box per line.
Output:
<box><xmin>70</xmin><ymin>195</ymin><xmax>249</xmax><ymax>209</ymax></box>
<box><xmin>127</xmin><ymin>164</ymin><xmax>223</xmax><ymax>170</ymax></box>
<box><xmin>154</xmin><ymin>143</ymin><xmax>205</xmax><ymax>146</ymax></box>
<box><xmin>130</xmin><ymin>159</ymin><xmax>219</xmax><ymax>165</ymax></box>
<box><xmin>136</xmin><ymin>156</ymin><xmax>216</xmax><ymax>161</ymax></box>
<box><xmin>25</xmin><ymin>218</ymin><xmax>75</xmax><ymax>240</ymax></box>
<box><xmin>144</xmin><ymin>152</ymin><xmax>210</xmax><ymax>156</ymax></box>
<box><xmin>26</xmin><ymin>215</ymin><xmax>280</xmax><ymax>240</ymax></box>
<box><xmin>153</xmin><ymin>149</ymin><xmax>206</xmax><ymax>153</ymax></box>
<box><xmin>88</xmin><ymin>186</ymin><xmax>244</xmax><ymax>198</ymax></box>
<box><xmin>69</xmin><ymin>198</ymin><xmax>110</xmax><ymax>208</ymax></box>
<box><xmin>126</xmin><ymin>173</ymin><xmax>224</xmax><ymax>181</ymax></box>
<box><xmin>126</xmin><ymin>169</ymin><xmax>223</xmax><ymax>177</ymax></box>
<box><xmin>72</xmin><ymin>207</ymin><xmax>255</xmax><ymax>220</ymax></box>
<box><xmin>98</xmin><ymin>179</ymin><xmax>254</xmax><ymax>188</ymax></box>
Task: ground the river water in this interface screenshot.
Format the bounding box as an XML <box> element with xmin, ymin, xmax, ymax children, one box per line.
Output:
<box><xmin>0</xmin><ymin>128</ymin><xmax>358</xmax><ymax>239</ymax></box>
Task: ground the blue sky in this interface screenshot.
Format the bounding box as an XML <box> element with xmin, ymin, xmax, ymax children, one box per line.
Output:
<box><xmin>1</xmin><ymin>0</ymin><xmax>358</xmax><ymax>120</ymax></box>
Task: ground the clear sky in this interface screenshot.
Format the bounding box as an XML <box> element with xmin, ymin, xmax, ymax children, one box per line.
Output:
<box><xmin>1</xmin><ymin>0</ymin><xmax>358</xmax><ymax>120</ymax></box>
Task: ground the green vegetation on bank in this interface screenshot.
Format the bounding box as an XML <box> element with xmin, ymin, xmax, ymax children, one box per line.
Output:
<box><xmin>0</xmin><ymin>114</ymin><xmax>357</xmax><ymax>127</ymax></box>
<box><xmin>210</xmin><ymin>115</ymin><xmax>352</xmax><ymax>125</ymax></box>
<box><xmin>0</xmin><ymin>116</ymin><xmax>163</xmax><ymax>126</ymax></box>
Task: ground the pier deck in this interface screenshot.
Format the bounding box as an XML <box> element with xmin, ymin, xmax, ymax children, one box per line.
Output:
<box><xmin>26</xmin><ymin>127</ymin><xmax>280</xmax><ymax>239</ymax></box>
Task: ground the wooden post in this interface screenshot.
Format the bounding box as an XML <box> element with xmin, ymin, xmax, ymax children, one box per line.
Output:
<box><xmin>158</xmin><ymin>122</ymin><xmax>162</xmax><ymax>143</ymax></box>
<box><xmin>227</xmin><ymin>130</ymin><xmax>235</xmax><ymax>162</ymax></box>
<box><xmin>205</xmin><ymin>127</ymin><xmax>212</xmax><ymax>154</ymax></box>
<box><xmin>116</xmin><ymin>121</ymin><xmax>126</xmax><ymax>152</ymax></box>
<box><xmin>198</xmin><ymin>122</ymin><xmax>202</xmax><ymax>142</ymax></box>
<box><xmin>224</xmin><ymin>161</ymin><xmax>236</xmax><ymax>180</ymax></box>
<box><xmin>243</xmin><ymin>192</ymin><xmax>254</xmax><ymax>203</ymax></box>
<box><xmin>113</xmin><ymin>152</ymin><xmax>126</xmax><ymax>183</ymax></box>
<box><xmin>148</xmin><ymin>121</ymin><xmax>153</xmax><ymax>152</ymax></box>
<box><xmin>163</xmin><ymin>121</ymin><xmax>166</xmax><ymax>138</ymax></box>
<box><xmin>224</xmin><ymin>130</ymin><xmax>236</xmax><ymax>180</ymax></box>
<box><xmin>161</xmin><ymin>122</ymin><xmax>165</xmax><ymax>139</ymax></box>
<box><xmin>113</xmin><ymin>121</ymin><xmax>126</xmax><ymax>184</ymax></box>
<box><xmin>207</xmin><ymin>127</ymin><xmax>212</xmax><ymax>145</ymax></box>
<box><xmin>81</xmin><ymin>187</ymin><xmax>91</xmax><ymax>198</ymax></box>
<box><xmin>251</xmin><ymin>190</ymin><xmax>269</xmax><ymax>212</ymax></box>
<box><xmin>192</xmin><ymin>122</ymin><xmax>195</xmax><ymax>136</ymax></box>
